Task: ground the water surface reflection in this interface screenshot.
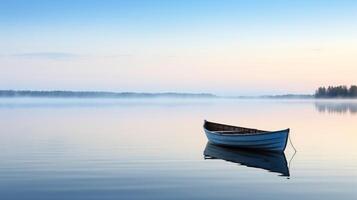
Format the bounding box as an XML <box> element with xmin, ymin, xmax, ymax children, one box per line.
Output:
<box><xmin>315</xmin><ymin>101</ymin><xmax>357</xmax><ymax>114</ymax></box>
<box><xmin>1</xmin><ymin>98</ymin><xmax>356</xmax><ymax>199</ymax></box>
<box><xmin>203</xmin><ymin>143</ymin><xmax>290</xmax><ymax>177</ymax></box>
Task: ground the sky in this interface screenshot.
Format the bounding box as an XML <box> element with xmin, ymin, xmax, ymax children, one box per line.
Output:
<box><xmin>0</xmin><ymin>0</ymin><xmax>356</xmax><ymax>95</ymax></box>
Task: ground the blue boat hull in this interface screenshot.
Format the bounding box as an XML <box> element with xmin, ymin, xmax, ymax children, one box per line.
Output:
<box><xmin>204</xmin><ymin>122</ymin><xmax>289</xmax><ymax>152</ymax></box>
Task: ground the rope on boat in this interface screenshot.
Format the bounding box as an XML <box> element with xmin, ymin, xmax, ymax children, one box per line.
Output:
<box><xmin>287</xmin><ymin>133</ymin><xmax>297</xmax><ymax>178</ymax></box>
<box><xmin>288</xmin><ymin>133</ymin><xmax>297</xmax><ymax>152</ymax></box>
<box><xmin>287</xmin><ymin>147</ymin><xmax>297</xmax><ymax>170</ymax></box>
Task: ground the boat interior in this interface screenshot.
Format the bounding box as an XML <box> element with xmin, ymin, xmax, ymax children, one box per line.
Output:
<box><xmin>204</xmin><ymin>121</ymin><xmax>266</xmax><ymax>134</ymax></box>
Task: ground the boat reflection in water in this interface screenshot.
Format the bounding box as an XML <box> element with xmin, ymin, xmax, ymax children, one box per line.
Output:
<box><xmin>204</xmin><ymin>142</ymin><xmax>290</xmax><ymax>177</ymax></box>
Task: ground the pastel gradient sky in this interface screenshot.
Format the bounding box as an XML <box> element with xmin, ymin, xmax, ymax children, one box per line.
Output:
<box><xmin>1</xmin><ymin>0</ymin><xmax>356</xmax><ymax>95</ymax></box>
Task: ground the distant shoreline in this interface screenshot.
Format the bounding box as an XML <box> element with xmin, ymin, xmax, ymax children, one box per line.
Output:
<box><xmin>0</xmin><ymin>90</ymin><xmax>356</xmax><ymax>99</ymax></box>
<box><xmin>0</xmin><ymin>90</ymin><xmax>217</xmax><ymax>99</ymax></box>
<box><xmin>0</xmin><ymin>90</ymin><xmax>317</xmax><ymax>99</ymax></box>
<box><xmin>3</xmin><ymin>86</ymin><xmax>356</xmax><ymax>99</ymax></box>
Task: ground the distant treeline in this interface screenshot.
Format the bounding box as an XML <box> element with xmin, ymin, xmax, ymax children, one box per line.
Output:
<box><xmin>229</xmin><ymin>94</ymin><xmax>313</xmax><ymax>99</ymax></box>
<box><xmin>315</xmin><ymin>85</ymin><xmax>357</xmax><ymax>98</ymax></box>
<box><xmin>260</xmin><ymin>94</ymin><xmax>313</xmax><ymax>99</ymax></box>
<box><xmin>0</xmin><ymin>90</ymin><xmax>216</xmax><ymax>98</ymax></box>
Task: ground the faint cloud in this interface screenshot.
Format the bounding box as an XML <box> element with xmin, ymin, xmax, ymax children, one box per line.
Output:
<box><xmin>10</xmin><ymin>52</ymin><xmax>80</xmax><ymax>60</ymax></box>
<box><xmin>1</xmin><ymin>52</ymin><xmax>135</xmax><ymax>60</ymax></box>
<box><xmin>101</xmin><ymin>54</ymin><xmax>133</xmax><ymax>58</ymax></box>
<box><xmin>311</xmin><ymin>48</ymin><xmax>323</xmax><ymax>52</ymax></box>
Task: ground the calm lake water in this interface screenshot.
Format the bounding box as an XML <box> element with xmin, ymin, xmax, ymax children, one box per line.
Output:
<box><xmin>0</xmin><ymin>98</ymin><xmax>356</xmax><ymax>200</ymax></box>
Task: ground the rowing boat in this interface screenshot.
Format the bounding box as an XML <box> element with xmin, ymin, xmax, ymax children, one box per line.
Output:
<box><xmin>203</xmin><ymin>120</ymin><xmax>289</xmax><ymax>152</ymax></box>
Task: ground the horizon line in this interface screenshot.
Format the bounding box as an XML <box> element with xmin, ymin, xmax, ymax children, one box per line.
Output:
<box><xmin>0</xmin><ymin>89</ymin><xmax>313</xmax><ymax>98</ymax></box>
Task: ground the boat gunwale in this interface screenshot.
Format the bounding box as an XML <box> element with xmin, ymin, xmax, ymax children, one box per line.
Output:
<box><xmin>204</xmin><ymin>120</ymin><xmax>289</xmax><ymax>136</ymax></box>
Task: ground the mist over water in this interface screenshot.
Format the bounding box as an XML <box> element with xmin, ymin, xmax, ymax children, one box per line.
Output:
<box><xmin>0</xmin><ymin>98</ymin><xmax>356</xmax><ymax>199</ymax></box>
